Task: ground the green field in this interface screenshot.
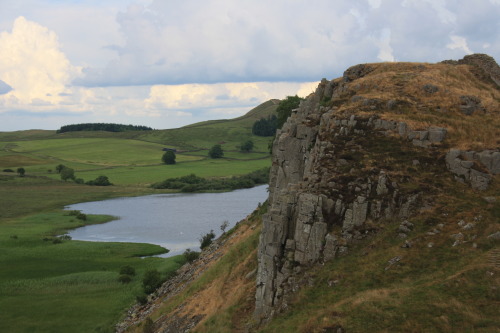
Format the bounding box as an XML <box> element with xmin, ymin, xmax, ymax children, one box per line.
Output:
<box><xmin>0</xmin><ymin>101</ymin><xmax>276</xmax><ymax>186</ymax></box>
<box><xmin>0</xmin><ymin>100</ymin><xmax>277</xmax><ymax>332</ymax></box>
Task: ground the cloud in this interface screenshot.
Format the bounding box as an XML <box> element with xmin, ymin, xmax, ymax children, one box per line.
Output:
<box><xmin>144</xmin><ymin>81</ymin><xmax>318</xmax><ymax>116</ymax></box>
<box><xmin>0</xmin><ymin>80</ymin><xmax>12</xmax><ymax>95</ymax></box>
<box><xmin>67</xmin><ymin>0</ymin><xmax>499</xmax><ymax>88</ymax></box>
<box><xmin>0</xmin><ymin>16</ymin><xmax>82</xmax><ymax>110</ymax></box>
<box><xmin>447</xmin><ymin>35</ymin><xmax>473</xmax><ymax>54</ymax></box>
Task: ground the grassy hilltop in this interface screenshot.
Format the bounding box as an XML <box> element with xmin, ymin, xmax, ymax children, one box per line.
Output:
<box><xmin>0</xmin><ymin>100</ymin><xmax>277</xmax><ymax>333</ymax></box>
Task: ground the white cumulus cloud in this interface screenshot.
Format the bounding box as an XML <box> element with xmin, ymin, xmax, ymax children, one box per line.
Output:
<box><xmin>0</xmin><ymin>17</ymin><xmax>82</xmax><ymax>110</ymax></box>
<box><xmin>447</xmin><ymin>35</ymin><xmax>473</xmax><ymax>54</ymax></box>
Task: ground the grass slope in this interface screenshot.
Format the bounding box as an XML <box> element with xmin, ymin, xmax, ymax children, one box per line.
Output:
<box><xmin>0</xmin><ymin>100</ymin><xmax>276</xmax><ymax>186</ymax></box>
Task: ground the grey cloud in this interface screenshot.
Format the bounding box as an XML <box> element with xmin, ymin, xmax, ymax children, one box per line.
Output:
<box><xmin>0</xmin><ymin>80</ymin><xmax>12</xmax><ymax>95</ymax></box>
<box><xmin>74</xmin><ymin>0</ymin><xmax>500</xmax><ymax>87</ymax></box>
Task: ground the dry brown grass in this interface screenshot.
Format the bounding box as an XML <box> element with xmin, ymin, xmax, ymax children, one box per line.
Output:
<box><xmin>128</xmin><ymin>217</ymin><xmax>261</xmax><ymax>333</ymax></box>
<box><xmin>335</xmin><ymin>61</ymin><xmax>500</xmax><ymax>150</ymax></box>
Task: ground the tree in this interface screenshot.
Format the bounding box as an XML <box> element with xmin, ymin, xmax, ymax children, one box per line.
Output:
<box><xmin>240</xmin><ymin>140</ymin><xmax>254</xmax><ymax>153</ymax></box>
<box><xmin>199</xmin><ymin>230</ymin><xmax>216</xmax><ymax>249</ymax></box>
<box><xmin>252</xmin><ymin>115</ymin><xmax>278</xmax><ymax>136</ymax></box>
<box><xmin>55</xmin><ymin>164</ymin><xmax>65</xmax><ymax>173</ymax></box>
<box><xmin>60</xmin><ymin>167</ymin><xmax>75</xmax><ymax>181</ymax></box>
<box><xmin>277</xmin><ymin>95</ymin><xmax>303</xmax><ymax>128</ymax></box>
<box><xmin>208</xmin><ymin>144</ymin><xmax>224</xmax><ymax>158</ymax></box>
<box><xmin>16</xmin><ymin>167</ymin><xmax>25</xmax><ymax>177</ymax></box>
<box><xmin>86</xmin><ymin>175</ymin><xmax>112</xmax><ymax>186</ymax></box>
<box><xmin>220</xmin><ymin>220</ymin><xmax>229</xmax><ymax>234</ymax></box>
<box><xmin>162</xmin><ymin>150</ymin><xmax>176</xmax><ymax>164</ymax></box>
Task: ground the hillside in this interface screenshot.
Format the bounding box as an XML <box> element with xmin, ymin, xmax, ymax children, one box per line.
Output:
<box><xmin>123</xmin><ymin>54</ymin><xmax>500</xmax><ymax>332</ymax></box>
<box><xmin>0</xmin><ymin>100</ymin><xmax>277</xmax><ymax>186</ymax></box>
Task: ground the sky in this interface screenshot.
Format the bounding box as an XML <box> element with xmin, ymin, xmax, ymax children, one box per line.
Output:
<box><xmin>0</xmin><ymin>0</ymin><xmax>499</xmax><ymax>131</ymax></box>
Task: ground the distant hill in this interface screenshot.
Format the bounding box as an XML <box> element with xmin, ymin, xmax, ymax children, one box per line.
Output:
<box><xmin>0</xmin><ymin>99</ymin><xmax>279</xmax><ymax>150</ymax></box>
<box><xmin>136</xmin><ymin>99</ymin><xmax>279</xmax><ymax>149</ymax></box>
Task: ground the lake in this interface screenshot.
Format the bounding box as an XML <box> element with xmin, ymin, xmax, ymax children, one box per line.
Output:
<box><xmin>66</xmin><ymin>185</ymin><xmax>268</xmax><ymax>257</ymax></box>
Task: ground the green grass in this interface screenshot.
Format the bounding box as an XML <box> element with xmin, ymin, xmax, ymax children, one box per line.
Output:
<box><xmin>0</xmin><ymin>102</ymin><xmax>275</xmax><ymax>186</ymax></box>
<box><xmin>0</xmin><ymin>101</ymin><xmax>277</xmax><ymax>332</ymax></box>
<box><xmin>0</xmin><ymin>209</ymin><xmax>186</xmax><ymax>333</ymax></box>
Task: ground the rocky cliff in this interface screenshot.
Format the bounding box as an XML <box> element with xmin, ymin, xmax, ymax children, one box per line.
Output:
<box><xmin>118</xmin><ymin>55</ymin><xmax>499</xmax><ymax>332</ymax></box>
<box><xmin>255</xmin><ymin>54</ymin><xmax>500</xmax><ymax>322</ymax></box>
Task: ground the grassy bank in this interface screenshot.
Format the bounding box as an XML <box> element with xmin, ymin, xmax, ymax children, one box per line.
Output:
<box><xmin>0</xmin><ymin>176</ymin><xmax>186</xmax><ymax>332</ymax></box>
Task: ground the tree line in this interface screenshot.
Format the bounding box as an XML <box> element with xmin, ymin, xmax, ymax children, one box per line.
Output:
<box><xmin>151</xmin><ymin>168</ymin><xmax>269</xmax><ymax>192</ymax></box>
<box><xmin>251</xmin><ymin>95</ymin><xmax>303</xmax><ymax>137</ymax></box>
<box><xmin>57</xmin><ymin>123</ymin><xmax>153</xmax><ymax>133</ymax></box>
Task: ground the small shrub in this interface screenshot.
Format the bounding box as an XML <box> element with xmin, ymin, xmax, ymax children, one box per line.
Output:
<box><xmin>10</xmin><ymin>235</ymin><xmax>18</xmax><ymax>239</ymax></box>
<box><xmin>52</xmin><ymin>238</ymin><xmax>63</xmax><ymax>244</ymax></box>
<box><xmin>183</xmin><ymin>249</ymin><xmax>200</xmax><ymax>263</ymax></box>
<box><xmin>76</xmin><ymin>213</ymin><xmax>87</xmax><ymax>221</ymax></box>
<box><xmin>199</xmin><ymin>230</ymin><xmax>216</xmax><ymax>249</ymax></box>
<box><xmin>86</xmin><ymin>175</ymin><xmax>112</xmax><ymax>186</ymax></box>
<box><xmin>120</xmin><ymin>265</ymin><xmax>136</xmax><ymax>276</ymax></box>
<box><xmin>67</xmin><ymin>210</ymin><xmax>80</xmax><ymax>216</ymax></box>
<box><xmin>142</xmin><ymin>269</ymin><xmax>163</xmax><ymax>294</ymax></box>
<box><xmin>3</xmin><ymin>169</ymin><xmax>14</xmax><ymax>172</ymax></box>
<box><xmin>59</xmin><ymin>235</ymin><xmax>72</xmax><ymax>240</ymax></box>
<box><xmin>136</xmin><ymin>294</ymin><xmax>148</xmax><ymax>305</ymax></box>
<box><xmin>74</xmin><ymin>178</ymin><xmax>84</xmax><ymax>184</ymax></box>
<box><xmin>118</xmin><ymin>274</ymin><xmax>132</xmax><ymax>284</ymax></box>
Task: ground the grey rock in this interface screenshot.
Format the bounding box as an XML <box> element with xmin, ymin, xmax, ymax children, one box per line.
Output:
<box><xmin>323</xmin><ymin>233</ymin><xmax>339</xmax><ymax>261</ymax></box>
<box><xmin>459</xmin><ymin>95</ymin><xmax>484</xmax><ymax>115</ymax></box>
<box><xmin>483</xmin><ymin>196</ymin><xmax>497</xmax><ymax>203</ymax></box>
<box><xmin>422</xmin><ymin>84</ymin><xmax>439</xmax><ymax>94</ymax></box>
<box><xmin>343</xmin><ymin>64</ymin><xmax>373</xmax><ymax>82</ymax></box>
<box><xmin>451</xmin><ymin>232</ymin><xmax>464</xmax><ymax>240</ymax></box>
<box><xmin>487</xmin><ymin>231</ymin><xmax>500</xmax><ymax>240</ymax></box>
<box><xmin>398</xmin><ymin>122</ymin><xmax>408</xmax><ymax>136</ymax></box>
<box><xmin>246</xmin><ymin>269</ymin><xmax>257</xmax><ymax>280</ymax></box>
<box><xmin>376</xmin><ymin>173</ymin><xmax>389</xmax><ymax>195</ymax></box>
<box><xmin>401</xmin><ymin>220</ymin><xmax>414</xmax><ymax>229</ymax></box>
<box><xmin>462</xmin><ymin>223</ymin><xmax>475</xmax><ymax>231</ymax></box>
<box><xmin>469</xmin><ymin>169</ymin><xmax>492</xmax><ymax>190</ymax></box>
<box><xmin>398</xmin><ymin>225</ymin><xmax>412</xmax><ymax>234</ymax></box>
<box><xmin>428</xmin><ymin>127</ymin><xmax>447</xmax><ymax>142</ymax></box>
<box><xmin>401</xmin><ymin>240</ymin><xmax>412</xmax><ymax>248</ymax></box>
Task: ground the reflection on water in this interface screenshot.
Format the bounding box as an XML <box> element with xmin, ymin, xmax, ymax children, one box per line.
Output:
<box><xmin>66</xmin><ymin>185</ymin><xmax>268</xmax><ymax>257</ymax></box>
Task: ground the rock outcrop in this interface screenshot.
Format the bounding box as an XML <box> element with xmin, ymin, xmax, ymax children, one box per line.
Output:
<box><xmin>254</xmin><ymin>55</ymin><xmax>500</xmax><ymax>322</ymax></box>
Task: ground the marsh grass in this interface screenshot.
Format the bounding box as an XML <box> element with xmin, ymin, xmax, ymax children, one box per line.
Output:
<box><xmin>0</xmin><ymin>209</ymin><xmax>185</xmax><ymax>333</ymax></box>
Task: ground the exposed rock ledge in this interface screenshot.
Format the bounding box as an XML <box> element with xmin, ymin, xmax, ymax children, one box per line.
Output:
<box><xmin>254</xmin><ymin>56</ymin><xmax>499</xmax><ymax>322</ymax></box>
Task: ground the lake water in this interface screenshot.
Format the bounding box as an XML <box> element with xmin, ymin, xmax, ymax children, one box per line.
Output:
<box><xmin>66</xmin><ymin>185</ymin><xmax>268</xmax><ymax>257</ymax></box>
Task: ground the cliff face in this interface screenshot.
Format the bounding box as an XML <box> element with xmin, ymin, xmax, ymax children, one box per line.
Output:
<box><xmin>255</xmin><ymin>54</ymin><xmax>500</xmax><ymax>321</ymax></box>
